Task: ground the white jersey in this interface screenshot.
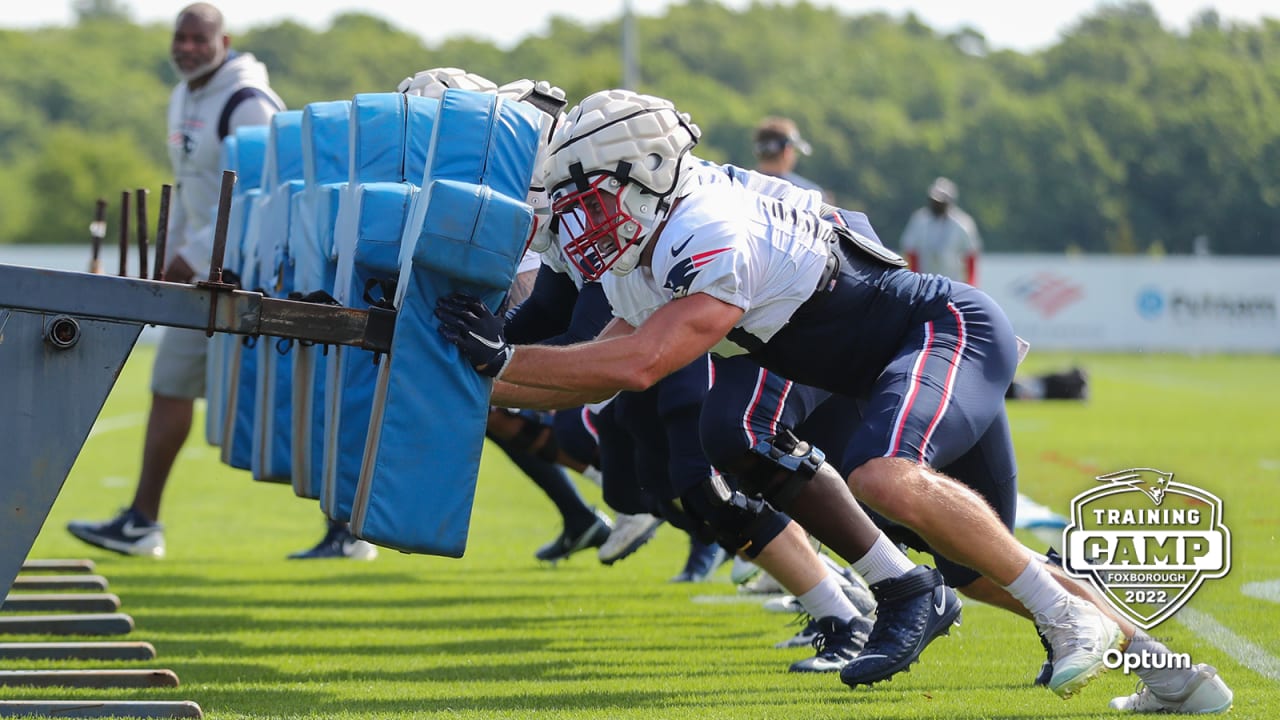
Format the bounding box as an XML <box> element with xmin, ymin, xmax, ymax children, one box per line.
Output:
<box><xmin>601</xmin><ymin>164</ymin><xmax>832</xmax><ymax>356</ymax></box>
<box><xmin>544</xmin><ymin>160</ymin><xmax>826</xmax><ymax>293</ymax></box>
<box><xmin>166</xmin><ymin>52</ymin><xmax>283</xmax><ymax>278</ymax></box>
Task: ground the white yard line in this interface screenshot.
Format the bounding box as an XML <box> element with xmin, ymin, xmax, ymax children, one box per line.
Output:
<box><xmin>86</xmin><ymin>412</ymin><xmax>146</xmax><ymax>439</ymax></box>
<box><xmin>1177</xmin><ymin>606</ymin><xmax>1280</xmax><ymax>682</ymax></box>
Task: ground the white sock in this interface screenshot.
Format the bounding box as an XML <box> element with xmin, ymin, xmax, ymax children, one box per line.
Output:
<box><xmin>795</xmin><ymin>571</ymin><xmax>856</xmax><ymax>622</ymax></box>
<box><xmin>851</xmin><ymin>533</ymin><xmax>917</xmax><ymax>585</ymax></box>
<box><xmin>1004</xmin><ymin>557</ymin><xmax>1072</xmax><ymax>618</ymax></box>
<box><xmin>1129</xmin><ymin>631</ymin><xmax>1190</xmax><ymax>694</ymax></box>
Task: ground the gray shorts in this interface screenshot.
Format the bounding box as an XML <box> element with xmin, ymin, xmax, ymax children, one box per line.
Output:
<box><xmin>150</xmin><ymin>327</ymin><xmax>209</xmax><ymax>399</ymax></box>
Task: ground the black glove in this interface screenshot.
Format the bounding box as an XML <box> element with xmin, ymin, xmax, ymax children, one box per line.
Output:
<box><xmin>435</xmin><ymin>293</ymin><xmax>513</xmax><ymax>378</ymax></box>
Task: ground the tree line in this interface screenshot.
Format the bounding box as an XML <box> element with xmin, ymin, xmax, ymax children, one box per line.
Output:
<box><xmin>1</xmin><ymin>0</ymin><xmax>1277</xmax><ymax>255</ymax></box>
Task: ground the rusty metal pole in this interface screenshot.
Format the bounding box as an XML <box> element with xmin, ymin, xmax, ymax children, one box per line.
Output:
<box><xmin>207</xmin><ymin>170</ymin><xmax>236</xmax><ymax>285</ymax></box>
<box><xmin>116</xmin><ymin>191</ymin><xmax>130</xmax><ymax>277</ymax></box>
<box><xmin>153</xmin><ymin>185</ymin><xmax>171</xmax><ymax>282</ymax></box>
<box><xmin>134</xmin><ymin>189</ymin><xmax>149</xmax><ymax>280</ymax></box>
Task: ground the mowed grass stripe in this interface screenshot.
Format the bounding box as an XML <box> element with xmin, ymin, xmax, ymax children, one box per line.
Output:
<box><xmin>5</xmin><ymin>348</ymin><xmax>1277</xmax><ymax>718</ymax></box>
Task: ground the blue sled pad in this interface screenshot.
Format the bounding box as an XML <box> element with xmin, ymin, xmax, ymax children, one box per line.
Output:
<box><xmin>351</xmin><ymin>89</ymin><xmax>541</xmax><ymax>556</ymax></box>
<box><xmin>207</xmin><ymin>126</ymin><xmax>269</xmax><ymax>449</ymax></box>
<box><xmin>320</xmin><ymin>183</ymin><xmax>416</xmax><ymax>522</ymax></box>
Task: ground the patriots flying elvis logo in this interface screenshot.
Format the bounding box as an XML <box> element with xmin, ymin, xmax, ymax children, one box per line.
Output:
<box><xmin>664</xmin><ymin>247</ymin><xmax>731</xmax><ymax>298</ymax></box>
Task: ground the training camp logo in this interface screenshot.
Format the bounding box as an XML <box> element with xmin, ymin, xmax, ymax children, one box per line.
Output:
<box><xmin>1062</xmin><ymin>468</ymin><xmax>1231</xmax><ymax>629</ymax></box>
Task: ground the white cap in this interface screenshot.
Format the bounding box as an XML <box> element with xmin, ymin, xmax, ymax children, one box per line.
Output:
<box><xmin>928</xmin><ymin>176</ymin><xmax>957</xmax><ymax>203</ymax></box>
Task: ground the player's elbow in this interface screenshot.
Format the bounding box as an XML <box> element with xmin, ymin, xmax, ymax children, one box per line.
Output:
<box><xmin>617</xmin><ymin>352</ymin><xmax>667</xmax><ymax>392</ymax></box>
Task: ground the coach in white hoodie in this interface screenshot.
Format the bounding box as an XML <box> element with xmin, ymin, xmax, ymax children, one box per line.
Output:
<box><xmin>68</xmin><ymin>3</ymin><xmax>283</xmax><ymax>557</ymax></box>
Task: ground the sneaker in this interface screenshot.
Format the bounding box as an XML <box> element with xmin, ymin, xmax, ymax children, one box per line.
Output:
<box><xmin>1033</xmin><ymin>629</ymin><xmax>1055</xmax><ymax>687</ymax></box>
<box><xmin>790</xmin><ymin>615</ymin><xmax>873</xmax><ymax>673</ymax></box>
<box><xmin>839</xmin><ymin>566</ymin><xmax>962</xmax><ymax>688</ymax></box>
<box><xmin>536</xmin><ymin>509</ymin><xmax>612</xmax><ymax>563</ymax></box>
<box><xmin>776</xmin><ymin>615</ymin><xmax>820</xmax><ymax>648</ymax></box>
<box><xmin>731</xmin><ymin>556</ymin><xmax>763</xmax><ymax>585</ymax></box>
<box><xmin>66</xmin><ymin>508</ymin><xmax>165</xmax><ymax>558</ymax></box>
<box><xmin>288</xmin><ymin>523</ymin><xmax>378</xmax><ymax>560</ymax></box>
<box><xmin>597</xmin><ymin>513</ymin><xmax>662</xmax><ymax>565</ymax></box>
<box><xmin>670</xmin><ymin>538</ymin><xmax>729</xmax><ymax>583</ymax></box>
<box><xmin>1036</xmin><ymin>594</ymin><xmax>1125</xmax><ymax>698</ymax></box>
<box><xmin>1109</xmin><ymin>664</ymin><xmax>1233</xmax><ymax>714</ymax></box>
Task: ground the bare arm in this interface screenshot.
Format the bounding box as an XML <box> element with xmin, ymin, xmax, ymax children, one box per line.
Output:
<box><xmin>500</xmin><ymin>292</ymin><xmax>745</xmax><ymax>395</ymax></box>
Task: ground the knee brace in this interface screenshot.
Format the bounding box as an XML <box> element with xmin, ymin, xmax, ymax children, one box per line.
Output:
<box><xmin>689</xmin><ymin>473</ymin><xmax>791</xmax><ymax>558</ymax></box>
<box><xmin>738</xmin><ymin>429</ymin><xmax>830</xmax><ymax>509</ymax></box>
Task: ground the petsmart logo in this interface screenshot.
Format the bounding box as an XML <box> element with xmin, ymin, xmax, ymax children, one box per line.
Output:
<box><xmin>1010</xmin><ymin>273</ymin><xmax>1084</xmax><ymax>319</ymax></box>
<box><xmin>1062</xmin><ymin>468</ymin><xmax>1231</xmax><ymax>630</ymax></box>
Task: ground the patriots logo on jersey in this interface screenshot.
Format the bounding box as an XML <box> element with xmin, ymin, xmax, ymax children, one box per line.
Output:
<box><xmin>664</xmin><ymin>247</ymin><xmax>731</xmax><ymax>298</ymax></box>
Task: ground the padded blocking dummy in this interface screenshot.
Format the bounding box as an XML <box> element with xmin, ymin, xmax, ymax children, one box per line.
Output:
<box><xmin>251</xmin><ymin>110</ymin><xmax>305</xmax><ymax>484</ymax></box>
<box><xmin>350</xmin><ymin>89</ymin><xmax>541</xmax><ymax>556</ymax></box>
<box><xmin>216</xmin><ymin>125</ymin><xmax>270</xmax><ymax>469</ymax></box>
<box><xmin>289</xmin><ymin>99</ymin><xmax>350</xmax><ymax>499</ymax></box>
<box><xmin>321</xmin><ymin>93</ymin><xmax>437</xmax><ymax>521</ymax></box>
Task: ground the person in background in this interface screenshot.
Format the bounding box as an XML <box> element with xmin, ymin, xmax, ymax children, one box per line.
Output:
<box><xmin>899</xmin><ymin>176</ymin><xmax>980</xmax><ymax>286</ymax></box>
<box><xmin>752</xmin><ymin>116</ymin><xmax>827</xmax><ymax>198</ymax></box>
<box><xmin>66</xmin><ymin>4</ymin><xmax>374</xmax><ymax>561</ymax></box>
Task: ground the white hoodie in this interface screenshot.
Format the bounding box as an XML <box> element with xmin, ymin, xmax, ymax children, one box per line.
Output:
<box><xmin>166</xmin><ymin>51</ymin><xmax>284</xmax><ymax>278</ymax></box>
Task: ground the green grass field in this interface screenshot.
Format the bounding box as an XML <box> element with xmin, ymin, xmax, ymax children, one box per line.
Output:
<box><xmin>7</xmin><ymin>348</ymin><xmax>1280</xmax><ymax>719</ymax></box>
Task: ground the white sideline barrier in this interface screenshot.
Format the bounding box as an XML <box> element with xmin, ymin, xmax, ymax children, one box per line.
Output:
<box><xmin>982</xmin><ymin>255</ymin><xmax>1280</xmax><ymax>353</ymax></box>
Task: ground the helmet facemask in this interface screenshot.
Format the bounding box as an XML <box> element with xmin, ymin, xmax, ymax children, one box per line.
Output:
<box><xmin>552</xmin><ymin>173</ymin><xmax>661</xmax><ymax>280</ymax></box>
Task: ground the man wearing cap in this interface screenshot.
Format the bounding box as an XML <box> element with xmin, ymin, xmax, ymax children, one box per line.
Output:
<box><xmin>752</xmin><ymin>116</ymin><xmax>827</xmax><ymax>198</ymax></box>
<box><xmin>899</xmin><ymin>176</ymin><xmax>982</xmax><ymax>286</ymax></box>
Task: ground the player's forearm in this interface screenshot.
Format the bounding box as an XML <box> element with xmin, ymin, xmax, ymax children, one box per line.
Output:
<box><xmin>490</xmin><ymin>378</ymin><xmax>611</xmax><ymax>410</ymax></box>
<box><xmin>501</xmin><ymin>338</ymin><xmax>653</xmax><ymax>396</ymax></box>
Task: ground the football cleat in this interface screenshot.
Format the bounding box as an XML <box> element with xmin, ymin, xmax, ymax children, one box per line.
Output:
<box><xmin>67</xmin><ymin>507</ymin><xmax>165</xmax><ymax>558</ymax></box>
<box><xmin>1109</xmin><ymin>664</ymin><xmax>1233</xmax><ymax>714</ymax></box>
<box><xmin>839</xmin><ymin>566</ymin><xmax>961</xmax><ymax>687</ymax></box>
<box><xmin>670</xmin><ymin>537</ymin><xmax>729</xmax><ymax>583</ymax></box>
<box><xmin>1036</xmin><ymin>594</ymin><xmax>1125</xmax><ymax>698</ymax></box>
<box><xmin>776</xmin><ymin>615</ymin><xmax>820</xmax><ymax>648</ymax></box>
<box><xmin>790</xmin><ymin>615</ymin><xmax>873</xmax><ymax>673</ymax></box>
<box><xmin>597</xmin><ymin>512</ymin><xmax>662</xmax><ymax>565</ymax></box>
<box><xmin>536</xmin><ymin>509</ymin><xmax>612</xmax><ymax>563</ymax></box>
<box><xmin>1034</xmin><ymin>628</ymin><xmax>1055</xmax><ymax>687</ymax></box>
<box><xmin>288</xmin><ymin>522</ymin><xmax>378</xmax><ymax>560</ymax></box>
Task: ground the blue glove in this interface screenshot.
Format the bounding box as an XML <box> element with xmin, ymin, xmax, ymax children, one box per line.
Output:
<box><xmin>435</xmin><ymin>293</ymin><xmax>513</xmax><ymax>378</ymax></box>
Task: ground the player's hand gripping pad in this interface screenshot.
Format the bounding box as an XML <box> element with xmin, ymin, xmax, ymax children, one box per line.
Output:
<box><xmin>350</xmin><ymin>89</ymin><xmax>540</xmax><ymax>556</ymax></box>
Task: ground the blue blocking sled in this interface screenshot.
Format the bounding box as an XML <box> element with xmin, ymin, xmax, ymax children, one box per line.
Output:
<box><xmin>251</xmin><ymin>110</ymin><xmax>305</xmax><ymax>484</ymax></box>
<box><xmin>350</xmin><ymin>89</ymin><xmax>542</xmax><ymax>557</ymax></box>
<box><xmin>289</xmin><ymin>99</ymin><xmax>350</xmax><ymax>500</ymax></box>
<box><xmin>216</xmin><ymin>125</ymin><xmax>270</xmax><ymax>470</ymax></box>
<box><xmin>321</xmin><ymin>93</ymin><xmax>437</xmax><ymax>522</ymax></box>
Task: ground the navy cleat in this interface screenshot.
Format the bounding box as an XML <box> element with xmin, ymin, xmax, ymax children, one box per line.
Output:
<box><xmin>789</xmin><ymin>615</ymin><xmax>873</xmax><ymax>673</ymax></box>
<box><xmin>536</xmin><ymin>509</ymin><xmax>612</xmax><ymax>563</ymax></box>
<box><xmin>670</xmin><ymin>537</ymin><xmax>730</xmax><ymax>583</ymax></box>
<box><xmin>288</xmin><ymin>521</ymin><xmax>378</xmax><ymax>560</ymax></box>
<box><xmin>1034</xmin><ymin>628</ymin><xmax>1055</xmax><ymax>687</ymax></box>
<box><xmin>839</xmin><ymin>566</ymin><xmax>961</xmax><ymax>688</ymax></box>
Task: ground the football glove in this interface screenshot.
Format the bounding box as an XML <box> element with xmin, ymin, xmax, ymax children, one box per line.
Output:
<box><xmin>435</xmin><ymin>293</ymin><xmax>513</xmax><ymax>378</ymax></box>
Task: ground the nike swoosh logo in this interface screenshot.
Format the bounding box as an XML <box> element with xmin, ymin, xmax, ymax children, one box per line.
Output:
<box><xmin>120</xmin><ymin>521</ymin><xmax>155</xmax><ymax>539</ymax></box>
<box><xmin>671</xmin><ymin>235</ymin><xmax>695</xmax><ymax>256</ymax></box>
<box><xmin>934</xmin><ymin>595</ymin><xmax>947</xmax><ymax>616</ymax></box>
<box><xmin>468</xmin><ymin>330</ymin><xmax>506</xmax><ymax>350</ymax></box>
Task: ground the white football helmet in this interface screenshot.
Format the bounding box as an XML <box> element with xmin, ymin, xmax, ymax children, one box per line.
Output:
<box><xmin>497</xmin><ymin>80</ymin><xmax>568</xmax><ymax>254</ymax></box>
<box><xmin>544</xmin><ymin>89</ymin><xmax>701</xmax><ymax>279</ymax></box>
<box><xmin>396</xmin><ymin>67</ymin><xmax>498</xmax><ymax>98</ymax></box>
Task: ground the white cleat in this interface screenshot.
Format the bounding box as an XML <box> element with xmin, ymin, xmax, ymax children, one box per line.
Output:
<box><xmin>597</xmin><ymin>513</ymin><xmax>661</xmax><ymax>565</ymax></box>
<box><xmin>1036</xmin><ymin>595</ymin><xmax>1126</xmax><ymax>698</ymax></box>
<box><xmin>1109</xmin><ymin>664</ymin><xmax>1233</xmax><ymax>714</ymax></box>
